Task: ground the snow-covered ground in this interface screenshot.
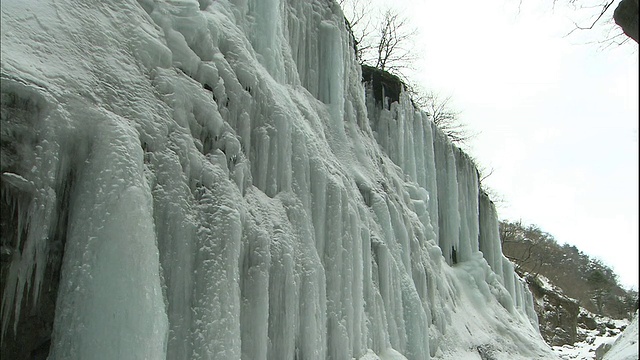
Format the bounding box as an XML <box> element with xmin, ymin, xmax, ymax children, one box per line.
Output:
<box><xmin>552</xmin><ymin>310</ymin><xmax>636</xmax><ymax>360</ymax></box>
<box><xmin>603</xmin><ymin>311</ymin><xmax>639</xmax><ymax>360</ymax></box>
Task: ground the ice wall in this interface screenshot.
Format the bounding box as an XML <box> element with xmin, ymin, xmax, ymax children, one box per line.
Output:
<box><xmin>1</xmin><ymin>0</ymin><xmax>550</xmax><ymax>359</ymax></box>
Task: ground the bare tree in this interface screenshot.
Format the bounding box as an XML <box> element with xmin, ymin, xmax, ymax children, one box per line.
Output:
<box><xmin>374</xmin><ymin>9</ymin><xmax>418</xmax><ymax>72</ymax></box>
<box><xmin>401</xmin><ymin>78</ymin><xmax>476</xmax><ymax>147</ymax></box>
<box><xmin>340</xmin><ymin>2</ymin><xmax>418</xmax><ymax>72</ymax></box>
<box><xmin>561</xmin><ymin>0</ymin><xmax>637</xmax><ymax>43</ymax></box>
<box><xmin>338</xmin><ymin>0</ymin><xmax>375</xmax><ymax>62</ymax></box>
<box><xmin>423</xmin><ymin>92</ymin><xmax>474</xmax><ymax>145</ymax></box>
<box><xmin>554</xmin><ymin>0</ymin><xmax>638</xmax><ymax>54</ymax></box>
<box><xmin>341</xmin><ymin>2</ymin><xmax>425</xmax><ymax>76</ymax></box>
<box><xmin>474</xmin><ymin>161</ymin><xmax>507</xmax><ymax>207</ymax></box>
<box><xmin>563</xmin><ymin>1</ymin><xmax>619</xmax><ymax>35</ymax></box>
<box><xmin>340</xmin><ymin>1</ymin><xmax>474</xmax><ymax>146</ymax></box>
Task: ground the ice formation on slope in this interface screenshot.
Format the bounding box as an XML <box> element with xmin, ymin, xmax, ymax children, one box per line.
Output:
<box><xmin>0</xmin><ymin>0</ymin><xmax>555</xmax><ymax>358</ymax></box>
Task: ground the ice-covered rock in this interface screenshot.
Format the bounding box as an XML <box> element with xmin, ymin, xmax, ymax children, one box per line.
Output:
<box><xmin>1</xmin><ymin>0</ymin><xmax>556</xmax><ymax>359</ymax></box>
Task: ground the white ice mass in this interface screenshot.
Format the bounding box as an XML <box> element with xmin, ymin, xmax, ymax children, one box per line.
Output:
<box><xmin>1</xmin><ymin>0</ymin><xmax>560</xmax><ymax>359</ymax></box>
<box><xmin>602</xmin><ymin>311</ymin><xmax>639</xmax><ymax>360</ymax></box>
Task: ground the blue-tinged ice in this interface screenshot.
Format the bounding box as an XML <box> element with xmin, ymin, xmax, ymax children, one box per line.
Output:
<box><xmin>0</xmin><ymin>0</ymin><xmax>554</xmax><ymax>358</ymax></box>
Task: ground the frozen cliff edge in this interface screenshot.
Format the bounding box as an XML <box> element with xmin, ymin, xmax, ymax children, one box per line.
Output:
<box><xmin>0</xmin><ymin>0</ymin><xmax>555</xmax><ymax>359</ymax></box>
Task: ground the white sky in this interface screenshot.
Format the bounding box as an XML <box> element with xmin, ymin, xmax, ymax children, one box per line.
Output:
<box><xmin>350</xmin><ymin>0</ymin><xmax>639</xmax><ymax>289</ymax></box>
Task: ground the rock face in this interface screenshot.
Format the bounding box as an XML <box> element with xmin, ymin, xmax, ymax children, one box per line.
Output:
<box><xmin>0</xmin><ymin>86</ymin><xmax>67</xmax><ymax>360</ymax></box>
<box><xmin>613</xmin><ymin>0</ymin><xmax>639</xmax><ymax>43</ymax></box>
<box><xmin>526</xmin><ymin>273</ymin><xmax>636</xmax><ymax>359</ymax></box>
<box><xmin>527</xmin><ymin>275</ymin><xmax>580</xmax><ymax>346</ymax></box>
<box><xmin>361</xmin><ymin>65</ymin><xmax>404</xmax><ymax>108</ymax></box>
<box><xmin>578</xmin><ymin>311</ymin><xmax>599</xmax><ymax>331</ymax></box>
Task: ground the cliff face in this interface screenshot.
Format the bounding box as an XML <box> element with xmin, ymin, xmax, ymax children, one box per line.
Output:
<box><xmin>1</xmin><ymin>0</ymin><xmax>553</xmax><ymax>359</ymax></box>
<box><xmin>526</xmin><ymin>275</ymin><xmax>580</xmax><ymax>346</ymax></box>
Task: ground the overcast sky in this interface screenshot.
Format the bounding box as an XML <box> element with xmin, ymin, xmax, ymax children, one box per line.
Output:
<box><xmin>351</xmin><ymin>0</ymin><xmax>639</xmax><ymax>289</ymax></box>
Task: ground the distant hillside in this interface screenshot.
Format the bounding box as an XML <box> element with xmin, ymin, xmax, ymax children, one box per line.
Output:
<box><xmin>500</xmin><ymin>220</ymin><xmax>637</xmax><ymax>320</ymax></box>
<box><xmin>526</xmin><ymin>272</ymin><xmax>635</xmax><ymax>358</ymax></box>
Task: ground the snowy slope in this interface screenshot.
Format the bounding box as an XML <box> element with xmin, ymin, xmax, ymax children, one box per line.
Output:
<box><xmin>602</xmin><ymin>312</ymin><xmax>638</xmax><ymax>360</ymax></box>
<box><xmin>1</xmin><ymin>0</ymin><xmax>556</xmax><ymax>359</ymax></box>
<box><xmin>551</xmin><ymin>308</ymin><xmax>633</xmax><ymax>360</ymax></box>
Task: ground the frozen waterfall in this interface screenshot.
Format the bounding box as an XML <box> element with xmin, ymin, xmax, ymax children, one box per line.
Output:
<box><xmin>1</xmin><ymin>0</ymin><xmax>554</xmax><ymax>359</ymax></box>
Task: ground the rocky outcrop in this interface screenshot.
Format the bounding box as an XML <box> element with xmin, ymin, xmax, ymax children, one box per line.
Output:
<box><xmin>613</xmin><ymin>0</ymin><xmax>639</xmax><ymax>43</ymax></box>
<box><xmin>527</xmin><ymin>275</ymin><xmax>580</xmax><ymax>346</ymax></box>
<box><xmin>578</xmin><ymin>310</ymin><xmax>598</xmax><ymax>331</ymax></box>
<box><xmin>361</xmin><ymin>64</ymin><xmax>404</xmax><ymax>107</ymax></box>
<box><xmin>0</xmin><ymin>88</ymin><xmax>67</xmax><ymax>360</ymax></box>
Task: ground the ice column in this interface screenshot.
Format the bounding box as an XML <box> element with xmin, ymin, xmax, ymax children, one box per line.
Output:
<box><xmin>48</xmin><ymin>116</ymin><xmax>168</xmax><ymax>360</ymax></box>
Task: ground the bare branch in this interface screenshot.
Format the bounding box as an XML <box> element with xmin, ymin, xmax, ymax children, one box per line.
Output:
<box><xmin>340</xmin><ymin>0</ymin><xmax>376</xmax><ymax>63</ymax></box>
<box><xmin>479</xmin><ymin>168</ymin><xmax>494</xmax><ymax>184</ymax></box>
<box><xmin>373</xmin><ymin>9</ymin><xmax>418</xmax><ymax>72</ymax></box>
<box><xmin>418</xmin><ymin>91</ymin><xmax>477</xmax><ymax>145</ymax></box>
<box><xmin>563</xmin><ymin>0</ymin><xmax>616</xmax><ymax>37</ymax></box>
<box><xmin>517</xmin><ymin>0</ymin><xmax>636</xmax><ymax>48</ymax></box>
